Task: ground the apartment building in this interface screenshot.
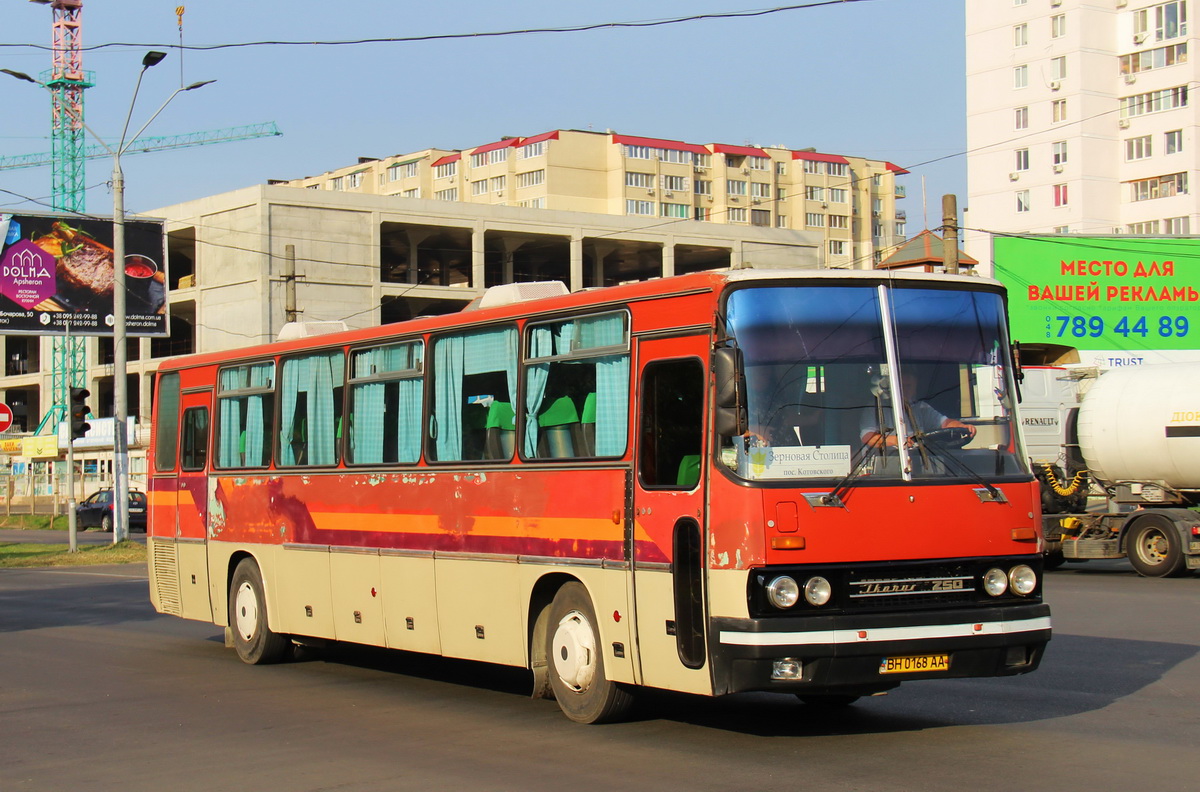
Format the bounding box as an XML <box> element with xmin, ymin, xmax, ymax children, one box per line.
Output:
<box><xmin>0</xmin><ymin>183</ymin><xmax>820</xmax><ymax>489</ymax></box>
<box><xmin>281</xmin><ymin>128</ymin><xmax>909</xmax><ymax>269</ymax></box>
<box><xmin>965</xmin><ymin>0</ymin><xmax>1196</xmax><ymax>271</ymax></box>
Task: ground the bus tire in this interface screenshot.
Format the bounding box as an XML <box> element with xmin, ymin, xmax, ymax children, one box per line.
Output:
<box><xmin>546</xmin><ymin>582</ymin><xmax>634</xmax><ymax>724</ymax></box>
<box><xmin>229</xmin><ymin>558</ymin><xmax>289</xmax><ymax>664</ymax></box>
<box><xmin>1126</xmin><ymin>516</ymin><xmax>1186</xmax><ymax>578</ymax></box>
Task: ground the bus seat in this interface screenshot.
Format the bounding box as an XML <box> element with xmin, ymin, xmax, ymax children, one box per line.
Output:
<box><xmin>676</xmin><ymin>454</ymin><xmax>701</xmax><ymax>488</ymax></box>
<box><xmin>484</xmin><ymin>401</ymin><xmax>515</xmax><ymax>459</ymax></box>
<box><xmin>579</xmin><ymin>392</ymin><xmax>596</xmax><ymax>456</ymax></box>
<box><xmin>538</xmin><ymin>395</ymin><xmax>580</xmax><ymax>458</ymax></box>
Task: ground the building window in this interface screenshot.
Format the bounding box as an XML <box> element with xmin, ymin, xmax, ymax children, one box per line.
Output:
<box><xmin>775</xmin><ymin>162</ymin><xmax>787</xmax><ymax>176</ymax></box>
<box><xmin>470</xmin><ymin>152</ymin><xmax>488</xmax><ymax>169</ymax></box>
<box><xmin>727</xmin><ymin>179</ymin><xmax>747</xmax><ymax>196</ymax></box>
<box><xmin>1054</xmin><ymin>225</ymin><xmax>1070</xmax><ymax>234</ymax></box>
<box><xmin>777</xmin><ymin>188</ymin><xmax>787</xmax><ymax>201</ymax></box>
<box><xmin>1120</xmin><ymin>86</ymin><xmax>1189</xmax><ymax>118</ymax></box>
<box><xmin>517</xmin><ymin>197</ymin><xmax>546</xmax><ymax>209</ymax></box>
<box><xmin>347</xmin><ymin>172</ymin><xmax>363</xmax><ymax>189</ymax></box>
<box><xmin>519</xmin><ymin>141</ymin><xmax>546</xmax><ymax>159</ymax></box>
<box><xmin>806</xmin><ymin>186</ymin><xmax>825</xmax><ymax>201</ymax></box>
<box><xmin>895</xmin><ymin>221</ymin><xmax>906</xmax><ymax>237</ymax></box>
<box><xmin>1014</xmin><ymin>0</ymin><xmax>1026</xmax><ymax>5</ymax></box>
<box><xmin>694</xmin><ymin>180</ymin><xmax>712</xmax><ymax>195</ymax></box>
<box><xmin>727</xmin><ymin>207</ymin><xmax>747</xmax><ymax>222</ymax></box>
<box><xmin>802</xmin><ymin>160</ymin><xmax>821</xmax><ymax>174</ymax></box>
<box><xmin>1165</xmin><ymin>215</ymin><xmax>1191</xmax><ymax>233</ymax></box>
<box><xmin>626</xmin><ymin>200</ymin><xmax>654</xmax><ymax>215</ymax></box>
<box><xmin>490</xmin><ymin>176</ymin><xmax>505</xmax><ymax>193</ymax></box>
<box><xmin>829</xmin><ymin>187</ymin><xmax>847</xmax><ymax>203</ymax></box>
<box><xmin>750</xmin><ymin>182</ymin><xmax>771</xmax><ymax>199</ymax></box>
<box><xmin>624</xmin><ymin>145</ymin><xmax>652</xmax><ymax>160</ymax></box>
<box><xmin>828</xmin><ymin>214</ymin><xmax>849</xmax><ymax>229</ymax></box>
<box><xmin>1015</xmin><ymin>106</ymin><xmax>1029</xmax><ymax>129</ymax></box>
<box><xmin>662</xmin><ymin>203</ymin><xmax>689</xmax><ymax>219</ymax></box>
<box><xmin>694</xmin><ymin>207</ymin><xmax>711</xmax><ymax>221</ymax></box>
<box><xmin>1126</xmin><ymin>135</ymin><xmax>1153</xmax><ymax>161</ymax></box>
<box><xmin>827</xmin><ymin>162</ymin><xmax>848</xmax><ymax>177</ymax></box>
<box><xmin>1052</xmin><ymin>98</ymin><xmax>1068</xmax><ymax>123</ymax></box>
<box><xmin>1051</xmin><ymin>14</ymin><xmax>1066</xmax><ymax>38</ymax></box>
<box><xmin>748</xmin><ymin>156</ymin><xmax>770</xmax><ymax>170</ymax></box>
<box><xmin>517</xmin><ymin>169</ymin><xmax>545</xmax><ymax>188</ymax></box>
<box><xmin>1051</xmin><ymin>56</ymin><xmax>1067</xmax><ymax>81</ymax></box>
<box><xmin>434</xmin><ymin>162</ymin><xmax>457</xmax><ymax>179</ymax></box>
<box><xmin>389</xmin><ymin>161</ymin><xmax>419</xmax><ymax>180</ymax></box>
<box><xmin>1052</xmin><ymin>141</ymin><xmax>1068</xmax><ymax>166</ymax></box>
<box><xmin>1014</xmin><ymin>23</ymin><xmax>1028</xmax><ymax>47</ymax></box>
<box><xmin>1130</xmin><ymin>172</ymin><xmax>1188</xmax><ymax>201</ymax></box>
<box><xmin>805</xmin><ymin>212</ymin><xmax>824</xmax><ymax>227</ymax></box>
<box><xmin>1016</xmin><ymin>190</ymin><xmax>1030</xmax><ymax>213</ymax></box>
<box><xmin>695</xmin><ymin>153</ymin><xmax>711</xmax><ymax>168</ymax></box>
<box><xmin>1014</xmin><ymin>65</ymin><xmax>1029</xmax><ymax>89</ymax></box>
<box><xmin>1119</xmin><ymin>42</ymin><xmax>1188</xmax><ymax>74</ymax></box>
<box><xmin>829</xmin><ymin>240</ymin><xmax>847</xmax><ymax>256</ymax></box>
<box><xmin>1166</xmin><ymin>129</ymin><xmax>1184</xmax><ymax>153</ymax></box>
<box><xmin>750</xmin><ymin>209</ymin><xmax>771</xmax><ymax>226</ymax></box>
<box><xmin>662</xmin><ymin>175</ymin><xmax>689</xmax><ymax>192</ymax></box>
<box><xmin>1054</xmin><ymin>184</ymin><xmax>1069</xmax><ymax>207</ymax></box>
<box><xmin>1015</xmin><ymin>148</ymin><xmax>1030</xmax><ymax>171</ymax></box>
<box><xmin>434</xmin><ymin>188</ymin><xmax>458</xmax><ymax>201</ymax></box>
<box><xmin>1128</xmin><ymin>220</ymin><xmax>1161</xmax><ymax>234</ymax></box>
<box><xmin>1135</xmin><ymin>1</ymin><xmax>1188</xmax><ymax>42</ymax></box>
<box><xmin>776</xmin><ymin>215</ymin><xmax>788</xmax><ymax>228</ymax></box>
<box><xmin>330</xmin><ymin>176</ymin><xmax>344</xmax><ymax>191</ymax></box>
<box><xmin>401</xmin><ymin>188</ymin><xmax>420</xmax><ymax>199</ymax></box>
<box><xmin>471</xmin><ymin>179</ymin><xmax>488</xmax><ymax>196</ymax></box>
<box><xmin>625</xmin><ymin>172</ymin><xmax>653</xmax><ymax>189</ymax></box>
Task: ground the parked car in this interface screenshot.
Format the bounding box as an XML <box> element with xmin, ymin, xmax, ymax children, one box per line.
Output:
<box><xmin>76</xmin><ymin>488</ymin><xmax>147</xmax><ymax>532</ymax></box>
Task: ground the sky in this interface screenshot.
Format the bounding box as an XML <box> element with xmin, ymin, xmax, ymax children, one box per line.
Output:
<box><xmin>0</xmin><ymin>0</ymin><xmax>967</xmax><ymax>226</ymax></box>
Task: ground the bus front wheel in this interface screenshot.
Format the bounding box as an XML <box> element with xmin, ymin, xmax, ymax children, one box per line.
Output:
<box><xmin>229</xmin><ymin>558</ymin><xmax>290</xmax><ymax>664</ymax></box>
<box><xmin>546</xmin><ymin>582</ymin><xmax>634</xmax><ymax>724</ymax></box>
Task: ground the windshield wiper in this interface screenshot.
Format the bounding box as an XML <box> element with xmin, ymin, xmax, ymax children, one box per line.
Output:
<box><xmin>820</xmin><ymin>432</ymin><xmax>888</xmax><ymax>507</ymax></box>
<box><xmin>908</xmin><ymin>431</ymin><xmax>1007</xmax><ymax>503</ymax></box>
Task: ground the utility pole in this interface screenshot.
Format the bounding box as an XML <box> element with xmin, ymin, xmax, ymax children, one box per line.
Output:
<box><xmin>942</xmin><ymin>193</ymin><xmax>960</xmax><ymax>275</ymax></box>
<box><xmin>284</xmin><ymin>244</ymin><xmax>299</xmax><ymax>322</ymax></box>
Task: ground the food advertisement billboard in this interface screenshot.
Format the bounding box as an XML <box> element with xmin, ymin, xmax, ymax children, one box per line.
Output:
<box><xmin>0</xmin><ymin>212</ymin><xmax>167</xmax><ymax>337</ymax></box>
<box><xmin>993</xmin><ymin>234</ymin><xmax>1199</xmax><ymax>367</ymax></box>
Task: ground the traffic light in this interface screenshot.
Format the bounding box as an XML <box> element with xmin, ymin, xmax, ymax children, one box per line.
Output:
<box><xmin>69</xmin><ymin>388</ymin><xmax>91</xmax><ymax>440</ymax></box>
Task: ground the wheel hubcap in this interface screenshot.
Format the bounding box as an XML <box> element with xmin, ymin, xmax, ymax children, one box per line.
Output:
<box><xmin>234</xmin><ymin>581</ymin><xmax>259</xmax><ymax>641</ymax></box>
<box><xmin>551</xmin><ymin>609</ymin><xmax>596</xmax><ymax>692</ymax></box>
<box><xmin>1138</xmin><ymin>529</ymin><xmax>1168</xmax><ymax>563</ymax></box>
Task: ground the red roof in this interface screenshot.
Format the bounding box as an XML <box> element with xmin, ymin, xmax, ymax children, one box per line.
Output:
<box><xmin>611</xmin><ymin>134</ymin><xmax>709</xmax><ymax>155</ymax></box>
<box><xmin>711</xmin><ymin>143</ymin><xmax>768</xmax><ymax>158</ymax></box>
<box><xmin>520</xmin><ymin>131</ymin><xmax>560</xmax><ymax>146</ymax></box>
<box><xmin>471</xmin><ymin>138</ymin><xmax>522</xmax><ymax>156</ymax></box>
<box><xmin>791</xmin><ymin>150</ymin><xmax>850</xmax><ymax>165</ymax></box>
<box><xmin>431</xmin><ymin>153</ymin><xmax>461</xmax><ymax>167</ymax></box>
<box><xmin>886</xmin><ymin>162</ymin><xmax>910</xmax><ymax>174</ymax></box>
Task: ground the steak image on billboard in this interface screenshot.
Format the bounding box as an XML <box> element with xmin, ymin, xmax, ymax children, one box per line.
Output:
<box><xmin>0</xmin><ymin>212</ymin><xmax>168</xmax><ymax>337</ymax></box>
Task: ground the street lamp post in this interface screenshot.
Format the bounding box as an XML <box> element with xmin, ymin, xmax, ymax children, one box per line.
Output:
<box><xmin>4</xmin><ymin>54</ymin><xmax>213</xmax><ymax>543</ymax></box>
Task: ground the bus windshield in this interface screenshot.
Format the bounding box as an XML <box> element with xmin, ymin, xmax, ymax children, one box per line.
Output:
<box><xmin>720</xmin><ymin>283</ymin><xmax>1027</xmax><ymax>484</ymax></box>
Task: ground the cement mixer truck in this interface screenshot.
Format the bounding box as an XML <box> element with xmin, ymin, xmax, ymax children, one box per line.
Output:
<box><xmin>1020</xmin><ymin>354</ymin><xmax>1200</xmax><ymax>577</ymax></box>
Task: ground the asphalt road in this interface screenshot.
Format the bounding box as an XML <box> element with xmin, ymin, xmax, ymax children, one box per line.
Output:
<box><xmin>1</xmin><ymin>560</ymin><xmax>1197</xmax><ymax>792</ymax></box>
<box><xmin>0</xmin><ymin>528</ymin><xmax>146</xmax><ymax>546</ymax></box>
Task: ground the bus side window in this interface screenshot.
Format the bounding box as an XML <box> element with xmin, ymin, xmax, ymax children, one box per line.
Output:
<box><xmin>429</xmin><ymin>327</ymin><xmax>517</xmax><ymax>462</ymax></box>
<box><xmin>154</xmin><ymin>372</ymin><xmax>181</xmax><ymax>472</ymax></box>
<box><xmin>278</xmin><ymin>351</ymin><xmax>344</xmax><ymax>467</ymax></box>
<box><xmin>639</xmin><ymin>359</ymin><xmax>704</xmax><ymax>488</ymax></box>
<box><xmin>215</xmin><ymin>362</ymin><xmax>275</xmax><ymax>469</ymax></box>
<box><xmin>180</xmin><ymin>407</ymin><xmax>209</xmax><ymax>471</ymax></box>
<box><xmin>347</xmin><ymin>341</ymin><xmax>424</xmax><ymax>465</ymax></box>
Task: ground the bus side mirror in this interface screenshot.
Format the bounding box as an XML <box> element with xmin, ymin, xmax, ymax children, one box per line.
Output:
<box><xmin>1010</xmin><ymin>340</ymin><xmax>1024</xmax><ymax>403</ymax></box>
<box><xmin>712</xmin><ymin>347</ymin><xmax>747</xmax><ymax>437</ymax></box>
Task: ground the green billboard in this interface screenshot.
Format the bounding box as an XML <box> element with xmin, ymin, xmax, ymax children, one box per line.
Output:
<box><xmin>993</xmin><ymin>235</ymin><xmax>1197</xmax><ymax>354</ymax></box>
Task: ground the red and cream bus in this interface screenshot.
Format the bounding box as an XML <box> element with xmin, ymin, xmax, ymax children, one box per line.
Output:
<box><xmin>148</xmin><ymin>269</ymin><xmax>1050</xmax><ymax>723</ymax></box>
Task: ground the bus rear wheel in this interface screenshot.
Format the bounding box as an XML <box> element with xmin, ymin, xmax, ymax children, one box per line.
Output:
<box><xmin>229</xmin><ymin>558</ymin><xmax>290</xmax><ymax>664</ymax></box>
<box><xmin>1126</xmin><ymin>516</ymin><xmax>1186</xmax><ymax>578</ymax></box>
<box><xmin>546</xmin><ymin>582</ymin><xmax>634</xmax><ymax>724</ymax></box>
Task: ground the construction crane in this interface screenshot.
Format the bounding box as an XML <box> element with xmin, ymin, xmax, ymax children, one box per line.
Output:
<box><xmin>14</xmin><ymin>1</ymin><xmax>280</xmax><ymax>432</ymax></box>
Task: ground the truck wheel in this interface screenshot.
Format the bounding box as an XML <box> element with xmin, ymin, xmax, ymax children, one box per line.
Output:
<box><xmin>229</xmin><ymin>558</ymin><xmax>290</xmax><ymax>664</ymax></box>
<box><xmin>1126</xmin><ymin>517</ymin><xmax>1186</xmax><ymax>578</ymax></box>
<box><xmin>546</xmin><ymin>582</ymin><xmax>634</xmax><ymax>724</ymax></box>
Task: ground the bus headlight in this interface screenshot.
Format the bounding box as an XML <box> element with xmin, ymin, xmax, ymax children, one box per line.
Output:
<box><xmin>766</xmin><ymin>576</ymin><xmax>800</xmax><ymax>609</ymax></box>
<box><xmin>983</xmin><ymin>568</ymin><xmax>1009</xmax><ymax>596</ymax></box>
<box><xmin>803</xmin><ymin>576</ymin><xmax>832</xmax><ymax>606</ymax></box>
<box><xmin>1008</xmin><ymin>564</ymin><xmax>1037</xmax><ymax>596</ymax></box>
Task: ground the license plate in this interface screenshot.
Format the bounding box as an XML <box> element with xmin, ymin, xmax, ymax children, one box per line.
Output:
<box><xmin>879</xmin><ymin>654</ymin><xmax>950</xmax><ymax>674</ymax></box>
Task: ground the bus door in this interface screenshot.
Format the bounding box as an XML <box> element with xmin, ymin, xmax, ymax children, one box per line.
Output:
<box><xmin>173</xmin><ymin>388</ymin><xmax>214</xmax><ymax>621</ymax></box>
<box><xmin>631</xmin><ymin>335</ymin><xmax>711</xmax><ymax>694</ymax></box>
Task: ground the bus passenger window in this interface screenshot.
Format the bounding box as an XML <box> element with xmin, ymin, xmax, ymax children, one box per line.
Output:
<box><xmin>429</xmin><ymin>327</ymin><xmax>517</xmax><ymax>462</ymax></box>
<box><xmin>180</xmin><ymin>407</ymin><xmax>209</xmax><ymax>471</ymax></box>
<box><xmin>639</xmin><ymin>359</ymin><xmax>704</xmax><ymax>488</ymax></box>
<box><xmin>278</xmin><ymin>351</ymin><xmax>344</xmax><ymax>467</ymax></box>
<box><xmin>154</xmin><ymin>372</ymin><xmax>181</xmax><ymax>472</ymax></box>
<box><xmin>215</xmin><ymin>362</ymin><xmax>275</xmax><ymax>469</ymax></box>
<box><xmin>347</xmin><ymin>341</ymin><xmax>423</xmax><ymax>465</ymax></box>
<box><xmin>523</xmin><ymin>311</ymin><xmax>630</xmax><ymax>460</ymax></box>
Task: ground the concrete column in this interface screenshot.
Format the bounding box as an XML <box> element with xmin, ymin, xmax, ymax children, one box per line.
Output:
<box><xmin>662</xmin><ymin>237</ymin><xmax>676</xmax><ymax>278</ymax></box>
<box><xmin>569</xmin><ymin>233</ymin><xmax>584</xmax><ymax>292</ymax></box>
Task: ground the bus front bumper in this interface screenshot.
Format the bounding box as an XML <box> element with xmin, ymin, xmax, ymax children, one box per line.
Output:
<box><xmin>709</xmin><ymin>602</ymin><xmax>1051</xmax><ymax>696</ymax></box>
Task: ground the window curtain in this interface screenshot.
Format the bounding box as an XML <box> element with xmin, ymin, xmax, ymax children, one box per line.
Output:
<box><xmin>523</xmin><ymin>324</ymin><xmax>561</xmax><ymax>456</ymax></box>
<box><xmin>280</xmin><ymin>352</ymin><xmax>343</xmax><ymax>466</ymax></box>
<box><xmin>396</xmin><ymin>377</ymin><xmax>422</xmax><ymax>463</ymax></box>
<box><xmin>244</xmin><ymin>364</ymin><xmax>271</xmax><ymax>466</ymax></box>
<box><xmin>434</xmin><ymin>335</ymin><xmax>465</xmax><ymax>460</ymax></box>
<box><xmin>582</xmin><ymin>315</ymin><xmax>629</xmax><ymax>456</ymax></box>
<box><xmin>351</xmin><ymin>349</ymin><xmax>386</xmax><ymax>464</ymax></box>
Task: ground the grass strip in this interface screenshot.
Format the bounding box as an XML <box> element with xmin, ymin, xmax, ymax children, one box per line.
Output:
<box><xmin>0</xmin><ymin>540</ymin><xmax>145</xmax><ymax>568</ymax></box>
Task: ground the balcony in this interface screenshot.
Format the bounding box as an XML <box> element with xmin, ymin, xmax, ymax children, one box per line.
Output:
<box><xmin>894</xmin><ymin>185</ymin><xmax>906</xmax><ymax>199</ymax></box>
